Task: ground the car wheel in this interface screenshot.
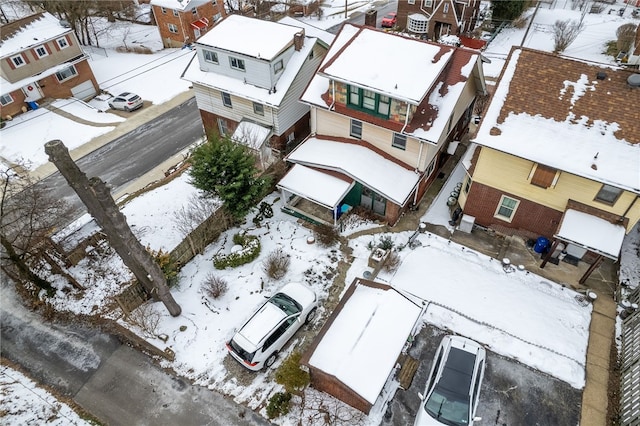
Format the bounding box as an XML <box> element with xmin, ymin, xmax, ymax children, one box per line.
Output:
<box><xmin>266</xmin><ymin>352</ymin><xmax>278</xmax><ymax>368</ymax></box>
<box><xmin>124</xmin><ymin>106</ymin><xmax>130</xmax><ymax>112</ymax></box>
<box><xmin>305</xmin><ymin>307</ymin><xmax>317</xmax><ymax>325</ymax></box>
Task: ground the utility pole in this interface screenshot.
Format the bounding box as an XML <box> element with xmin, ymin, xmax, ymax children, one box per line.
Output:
<box><xmin>45</xmin><ymin>140</ymin><xmax>182</xmax><ymax>317</ymax></box>
<box><xmin>520</xmin><ymin>0</ymin><xmax>541</xmax><ymax>47</ymax></box>
<box><xmin>345</xmin><ymin>0</ymin><xmax>348</xmax><ymax>19</ymax></box>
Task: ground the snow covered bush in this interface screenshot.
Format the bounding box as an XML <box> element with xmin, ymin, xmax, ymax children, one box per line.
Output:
<box><xmin>213</xmin><ymin>233</ymin><xmax>260</xmax><ymax>269</ymax></box>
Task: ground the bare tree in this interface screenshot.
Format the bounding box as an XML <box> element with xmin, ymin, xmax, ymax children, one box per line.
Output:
<box><xmin>45</xmin><ymin>140</ymin><xmax>181</xmax><ymax>317</ymax></box>
<box><xmin>553</xmin><ymin>19</ymin><xmax>584</xmax><ymax>53</ymax></box>
<box><xmin>0</xmin><ymin>163</ymin><xmax>73</xmax><ymax>294</ymax></box>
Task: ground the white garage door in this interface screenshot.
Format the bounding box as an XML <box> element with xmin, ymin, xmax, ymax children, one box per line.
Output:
<box><xmin>71</xmin><ymin>80</ymin><xmax>97</xmax><ymax>101</ymax></box>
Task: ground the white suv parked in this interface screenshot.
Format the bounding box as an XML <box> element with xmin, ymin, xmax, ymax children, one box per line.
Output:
<box><xmin>414</xmin><ymin>335</ymin><xmax>486</xmax><ymax>426</ymax></box>
<box><xmin>226</xmin><ymin>282</ymin><xmax>317</xmax><ymax>371</ymax></box>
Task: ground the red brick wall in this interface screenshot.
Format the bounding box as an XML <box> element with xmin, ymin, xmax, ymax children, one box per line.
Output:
<box><xmin>308</xmin><ymin>368</ymin><xmax>372</xmax><ymax>414</ymax></box>
<box><xmin>463</xmin><ymin>181</ymin><xmax>563</xmax><ymax>238</ymax></box>
<box><xmin>152</xmin><ymin>3</ymin><xmax>226</xmax><ymax>48</ymax></box>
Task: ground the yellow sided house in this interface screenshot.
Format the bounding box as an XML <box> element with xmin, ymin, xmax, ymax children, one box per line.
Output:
<box><xmin>460</xmin><ymin>47</ymin><xmax>640</xmax><ymax>279</ymax></box>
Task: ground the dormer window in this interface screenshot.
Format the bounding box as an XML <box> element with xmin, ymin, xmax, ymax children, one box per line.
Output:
<box><xmin>34</xmin><ymin>45</ymin><xmax>48</xmax><ymax>58</ymax></box>
<box><xmin>173</xmin><ymin>9</ymin><xmax>179</xmax><ymax>17</ymax></box>
<box><xmin>274</xmin><ymin>59</ymin><xmax>284</xmax><ymax>74</ymax></box>
<box><xmin>347</xmin><ymin>85</ymin><xmax>391</xmax><ymax>119</ymax></box>
<box><xmin>423</xmin><ymin>0</ymin><xmax>433</xmax><ymax>7</ymax></box>
<box><xmin>443</xmin><ymin>3</ymin><xmax>449</xmax><ymax>13</ymax></box>
<box><xmin>230</xmin><ymin>57</ymin><xmax>245</xmax><ymax>71</ymax></box>
<box><xmin>204</xmin><ymin>49</ymin><xmax>218</xmax><ymax>64</ymax></box>
<box><xmin>56</xmin><ymin>37</ymin><xmax>69</xmax><ymax>49</ymax></box>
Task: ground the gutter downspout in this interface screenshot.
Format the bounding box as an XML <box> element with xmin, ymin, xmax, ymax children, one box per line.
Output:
<box><xmin>400</xmin><ymin>102</ymin><xmax>411</xmax><ymax>133</ymax></box>
<box><xmin>330</xmin><ymin>80</ymin><xmax>336</xmax><ymax>110</ymax></box>
<box><xmin>621</xmin><ymin>195</ymin><xmax>639</xmax><ymax>227</ymax></box>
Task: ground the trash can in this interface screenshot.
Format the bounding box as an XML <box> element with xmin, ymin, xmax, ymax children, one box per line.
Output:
<box><xmin>533</xmin><ymin>237</ymin><xmax>550</xmax><ymax>254</ymax></box>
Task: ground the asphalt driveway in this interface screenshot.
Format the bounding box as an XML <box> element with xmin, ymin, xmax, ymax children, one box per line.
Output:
<box><xmin>382</xmin><ymin>325</ymin><xmax>581</xmax><ymax>426</ymax></box>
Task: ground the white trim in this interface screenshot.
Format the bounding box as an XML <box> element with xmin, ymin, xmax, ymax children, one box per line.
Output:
<box><xmin>494</xmin><ymin>194</ymin><xmax>519</xmax><ymax>222</ymax></box>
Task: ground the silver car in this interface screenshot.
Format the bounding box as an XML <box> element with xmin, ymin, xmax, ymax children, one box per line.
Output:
<box><xmin>226</xmin><ymin>282</ymin><xmax>317</xmax><ymax>371</ymax></box>
<box><xmin>108</xmin><ymin>92</ymin><xmax>143</xmax><ymax>112</ymax></box>
<box><xmin>415</xmin><ymin>335</ymin><xmax>486</xmax><ymax>426</ymax></box>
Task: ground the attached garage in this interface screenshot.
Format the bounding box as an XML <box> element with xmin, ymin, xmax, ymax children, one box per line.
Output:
<box><xmin>71</xmin><ymin>80</ymin><xmax>97</xmax><ymax>101</ymax></box>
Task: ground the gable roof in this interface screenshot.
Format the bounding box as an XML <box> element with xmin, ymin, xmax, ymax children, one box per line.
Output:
<box><xmin>319</xmin><ymin>25</ymin><xmax>455</xmax><ymax>104</ymax></box>
<box><xmin>473</xmin><ymin>47</ymin><xmax>640</xmax><ymax>193</ymax></box>
<box><xmin>301</xmin><ymin>24</ymin><xmax>482</xmax><ymax>142</ymax></box>
<box><xmin>0</xmin><ymin>12</ymin><xmax>71</xmax><ymax>58</ymax></box>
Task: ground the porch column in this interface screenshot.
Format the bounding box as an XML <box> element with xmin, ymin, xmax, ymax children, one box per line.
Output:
<box><xmin>540</xmin><ymin>239</ymin><xmax>560</xmax><ymax>269</ymax></box>
<box><xmin>579</xmin><ymin>255</ymin><xmax>604</xmax><ymax>285</ymax></box>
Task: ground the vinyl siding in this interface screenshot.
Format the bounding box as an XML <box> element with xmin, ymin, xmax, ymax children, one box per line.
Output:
<box><xmin>314</xmin><ymin>108</ymin><xmax>431</xmax><ymax>170</ymax></box>
<box><xmin>473</xmin><ymin>147</ymin><xmax>640</xmax><ymax>232</ymax></box>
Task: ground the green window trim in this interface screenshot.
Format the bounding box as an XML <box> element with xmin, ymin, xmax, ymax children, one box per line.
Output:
<box><xmin>346</xmin><ymin>85</ymin><xmax>391</xmax><ymax>119</ymax></box>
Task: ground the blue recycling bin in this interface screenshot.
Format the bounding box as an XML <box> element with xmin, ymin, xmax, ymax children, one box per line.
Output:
<box><xmin>533</xmin><ymin>237</ymin><xmax>550</xmax><ymax>254</ymax></box>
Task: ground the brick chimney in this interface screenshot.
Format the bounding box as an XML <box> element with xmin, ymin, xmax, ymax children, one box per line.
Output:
<box><xmin>294</xmin><ymin>30</ymin><xmax>305</xmax><ymax>51</ymax></box>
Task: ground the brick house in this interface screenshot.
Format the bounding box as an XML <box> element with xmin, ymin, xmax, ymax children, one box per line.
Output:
<box><xmin>396</xmin><ymin>0</ymin><xmax>482</xmax><ymax>41</ymax></box>
<box><xmin>150</xmin><ymin>0</ymin><xmax>226</xmax><ymax>48</ymax></box>
<box><xmin>277</xmin><ymin>24</ymin><xmax>487</xmax><ymax>227</ymax></box>
<box><xmin>0</xmin><ymin>12</ymin><xmax>99</xmax><ymax>119</ymax></box>
<box><xmin>461</xmin><ymin>47</ymin><xmax>640</xmax><ymax>270</ymax></box>
<box><xmin>181</xmin><ymin>15</ymin><xmax>333</xmax><ymax>169</ymax></box>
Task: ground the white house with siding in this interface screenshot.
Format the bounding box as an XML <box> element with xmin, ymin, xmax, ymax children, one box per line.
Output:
<box><xmin>181</xmin><ymin>14</ymin><xmax>333</xmax><ymax>163</ymax></box>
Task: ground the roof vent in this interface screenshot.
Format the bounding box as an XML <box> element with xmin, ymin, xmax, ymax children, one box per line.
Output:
<box><xmin>628</xmin><ymin>74</ymin><xmax>640</xmax><ymax>88</ymax></box>
<box><xmin>596</xmin><ymin>71</ymin><xmax>607</xmax><ymax>80</ymax></box>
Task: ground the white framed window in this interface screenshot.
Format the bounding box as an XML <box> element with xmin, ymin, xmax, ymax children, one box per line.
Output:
<box><xmin>56</xmin><ymin>37</ymin><xmax>69</xmax><ymax>49</ymax></box>
<box><xmin>253</xmin><ymin>102</ymin><xmax>264</xmax><ymax>115</ymax></box>
<box><xmin>287</xmin><ymin>132</ymin><xmax>295</xmax><ymax>143</ymax></box>
<box><xmin>173</xmin><ymin>9</ymin><xmax>179</xmax><ymax>17</ymax></box>
<box><xmin>10</xmin><ymin>54</ymin><xmax>25</xmax><ymax>68</ymax></box>
<box><xmin>423</xmin><ymin>0</ymin><xmax>433</xmax><ymax>7</ymax></box>
<box><xmin>213</xmin><ymin>12</ymin><xmax>222</xmax><ymax>22</ymax></box>
<box><xmin>463</xmin><ymin>175</ymin><xmax>471</xmax><ymax>194</ymax></box>
<box><xmin>161</xmin><ymin>6</ymin><xmax>167</xmax><ymax>13</ymax></box>
<box><xmin>408</xmin><ymin>0</ymin><xmax>415</xmax><ymax>3</ymax></box>
<box><xmin>443</xmin><ymin>3</ymin><xmax>450</xmax><ymax>13</ymax></box>
<box><xmin>217</xmin><ymin>118</ymin><xmax>229</xmax><ymax>136</ymax></box>
<box><xmin>1</xmin><ymin>93</ymin><xmax>14</xmax><ymax>106</ymax></box>
<box><xmin>408</xmin><ymin>15</ymin><xmax>429</xmax><ymax>33</ymax></box>
<box><xmin>594</xmin><ymin>184</ymin><xmax>622</xmax><ymax>205</ymax></box>
<box><xmin>203</xmin><ymin>50</ymin><xmax>218</xmax><ymax>63</ymax></box>
<box><xmin>274</xmin><ymin>59</ymin><xmax>284</xmax><ymax>73</ymax></box>
<box><xmin>392</xmin><ymin>133</ymin><xmax>407</xmax><ymax>150</ymax></box>
<box><xmin>425</xmin><ymin>157</ymin><xmax>436</xmax><ymax>178</ymax></box>
<box><xmin>350</xmin><ymin>119</ymin><xmax>362</xmax><ymax>139</ymax></box>
<box><xmin>55</xmin><ymin>65</ymin><xmax>77</xmax><ymax>82</ymax></box>
<box><xmin>34</xmin><ymin>45</ymin><xmax>48</xmax><ymax>58</ymax></box>
<box><xmin>495</xmin><ymin>195</ymin><xmax>519</xmax><ymax>222</ymax></box>
<box><xmin>192</xmin><ymin>7</ymin><xmax>197</xmax><ymax>15</ymax></box>
<box><xmin>212</xmin><ymin>0</ymin><xmax>217</xmax><ymax>5</ymax></box>
<box><xmin>221</xmin><ymin>92</ymin><xmax>232</xmax><ymax>107</ymax></box>
<box><xmin>230</xmin><ymin>57</ymin><xmax>245</xmax><ymax>71</ymax></box>
<box><xmin>168</xmin><ymin>23</ymin><xmax>178</xmax><ymax>34</ymax></box>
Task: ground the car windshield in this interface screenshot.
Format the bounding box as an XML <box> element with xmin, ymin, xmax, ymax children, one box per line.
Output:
<box><xmin>269</xmin><ymin>293</ymin><xmax>302</xmax><ymax>316</ymax></box>
<box><xmin>424</xmin><ymin>386</ymin><xmax>470</xmax><ymax>426</ymax></box>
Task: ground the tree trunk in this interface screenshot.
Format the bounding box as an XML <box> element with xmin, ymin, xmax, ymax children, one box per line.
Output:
<box><xmin>0</xmin><ymin>233</ymin><xmax>54</xmax><ymax>294</ymax></box>
<box><xmin>44</xmin><ymin>140</ymin><xmax>181</xmax><ymax>316</ymax></box>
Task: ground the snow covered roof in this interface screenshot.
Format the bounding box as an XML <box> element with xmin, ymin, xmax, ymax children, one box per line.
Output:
<box><xmin>285</xmin><ymin>137</ymin><xmax>421</xmax><ymax>206</ymax></box>
<box><xmin>231</xmin><ymin>121</ymin><xmax>271</xmax><ymax>150</ymax></box>
<box><xmin>277</xmin><ymin>164</ymin><xmax>354</xmax><ymax>210</ymax></box>
<box><xmin>182</xmin><ymin>16</ymin><xmax>320</xmax><ymax>107</ymax></box>
<box><xmin>307</xmin><ymin>279</ymin><xmax>422</xmax><ymax>405</ymax></box>
<box><xmin>0</xmin><ymin>12</ymin><xmax>72</xmax><ymax>57</ymax></box>
<box><xmin>277</xmin><ymin>16</ymin><xmax>335</xmax><ymax>48</ymax></box>
<box><xmin>150</xmin><ymin>0</ymin><xmax>208</xmax><ymax>12</ymax></box>
<box><xmin>473</xmin><ymin>47</ymin><xmax>640</xmax><ymax>193</ymax></box>
<box><xmin>196</xmin><ymin>15</ymin><xmax>302</xmax><ymax>61</ymax></box>
<box><xmin>300</xmin><ymin>24</ymin><xmax>481</xmax><ymax>142</ymax></box>
<box><xmin>555</xmin><ymin>209</ymin><xmax>626</xmax><ymax>260</ymax></box>
<box><xmin>319</xmin><ymin>25</ymin><xmax>454</xmax><ymax>104</ymax></box>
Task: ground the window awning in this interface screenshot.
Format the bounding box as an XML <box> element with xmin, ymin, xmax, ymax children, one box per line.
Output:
<box><xmin>277</xmin><ymin>164</ymin><xmax>354</xmax><ymax>210</ymax></box>
<box><xmin>554</xmin><ymin>209</ymin><xmax>626</xmax><ymax>260</ymax></box>
<box><xmin>191</xmin><ymin>18</ymin><xmax>209</xmax><ymax>30</ymax></box>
